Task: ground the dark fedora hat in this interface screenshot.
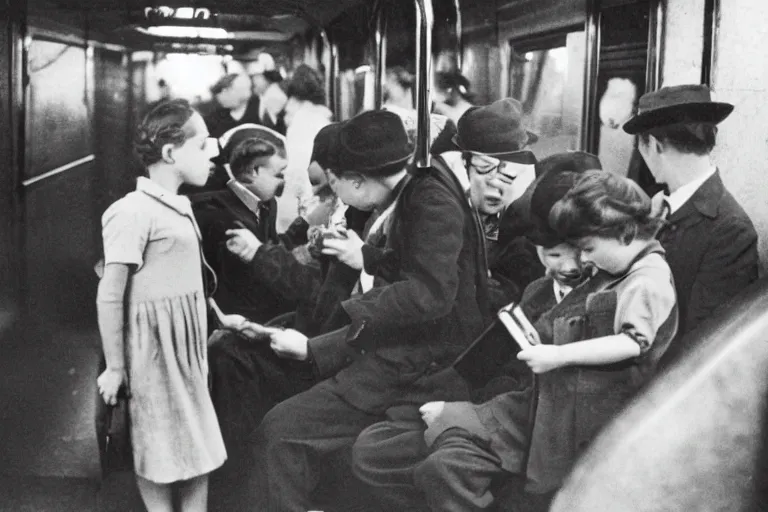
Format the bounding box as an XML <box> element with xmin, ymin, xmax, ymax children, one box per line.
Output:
<box><xmin>526</xmin><ymin>151</ymin><xmax>602</xmax><ymax>247</ymax></box>
<box><xmin>453</xmin><ymin>98</ymin><xmax>538</xmax><ymax>164</ymax></box>
<box><xmin>335</xmin><ymin>110</ymin><xmax>414</xmax><ymax>174</ymax></box>
<box><xmin>623</xmin><ymin>84</ymin><xmax>733</xmax><ymax>134</ymax></box>
<box><xmin>311</xmin><ymin>122</ymin><xmax>342</xmax><ymax>170</ymax></box>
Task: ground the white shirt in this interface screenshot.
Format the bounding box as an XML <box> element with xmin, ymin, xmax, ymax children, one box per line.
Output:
<box><xmin>665</xmin><ymin>166</ymin><xmax>716</xmax><ymax>214</ymax></box>
<box><xmin>553</xmin><ymin>280</ymin><xmax>573</xmax><ymax>303</ymax></box>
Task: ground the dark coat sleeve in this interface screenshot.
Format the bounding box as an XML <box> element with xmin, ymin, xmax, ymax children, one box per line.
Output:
<box><xmin>341</xmin><ymin>178</ymin><xmax>464</xmax><ymax>334</ymax></box>
<box><xmin>306</xmin><ymin>326</ymin><xmax>359</xmax><ymax>379</ymax></box>
<box><xmin>246</xmin><ymin>242</ymin><xmax>322</xmax><ymax>302</ymax></box>
<box><xmin>196</xmin><ymin>208</ymin><xmax>266</xmax><ymax>293</ymax></box>
<box><xmin>685</xmin><ymin>217</ymin><xmax>758</xmax><ymax>333</ymax></box>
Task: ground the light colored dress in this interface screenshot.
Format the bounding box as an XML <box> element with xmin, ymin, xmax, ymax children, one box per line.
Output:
<box><xmin>101</xmin><ymin>177</ymin><xmax>226</xmax><ymax>483</ymax></box>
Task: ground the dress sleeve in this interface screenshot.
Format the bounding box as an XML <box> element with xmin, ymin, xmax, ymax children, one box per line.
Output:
<box><xmin>614</xmin><ymin>264</ymin><xmax>676</xmax><ymax>354</ymax></box>
<box><xmin>101</xmin><ymin>197</ymin><xmax>150</xmax><ymax>269</ymax></box>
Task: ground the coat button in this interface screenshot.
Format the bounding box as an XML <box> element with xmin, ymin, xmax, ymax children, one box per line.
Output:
<box><xmin>359</xmin><ymin>349</ymin><xmax>366</xmax><ymax>355</ymax></box>
<box><xmin>345</xmin><ymin>356</ymin><xmax>353</xmax><ymax>364</ymax></box>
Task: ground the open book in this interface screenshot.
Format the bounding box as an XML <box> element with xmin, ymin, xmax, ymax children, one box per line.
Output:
<box><xmin>497</xmin><ymin>303</ymin><xmax>541</xmax><ymax>349</ymax></box>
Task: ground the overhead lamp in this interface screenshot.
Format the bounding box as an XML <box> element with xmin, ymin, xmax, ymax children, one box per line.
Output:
<box><xmin>135</xmin><ymin>26</ymin><xmax>231</xmax><ymax>39</ymax></box>
<box><xmin>131</xmin><ymin>6</ymin><xmax>219</xmax><ymax>27</ymax></box>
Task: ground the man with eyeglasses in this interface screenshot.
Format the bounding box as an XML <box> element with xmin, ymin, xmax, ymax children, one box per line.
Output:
<box><xmin>438</xmin><ymin>98</ymin><xmax>544</xmax><ymax>307</ymax></box>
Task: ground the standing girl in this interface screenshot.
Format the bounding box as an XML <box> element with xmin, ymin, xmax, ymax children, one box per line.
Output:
<box><xmin>96</xmin><ymin>99</ymin><xmax>226</xmax><ymax>512</ymax></box>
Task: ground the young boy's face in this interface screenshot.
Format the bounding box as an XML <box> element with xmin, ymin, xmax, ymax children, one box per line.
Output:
<box><xmin>536</xmin><ymin>243</ymin><xmax>584</xmax><ymax>287</ymax></box>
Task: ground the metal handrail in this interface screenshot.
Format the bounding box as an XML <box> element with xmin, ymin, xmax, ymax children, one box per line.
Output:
<box><xmin>414</xmin><ymin>0</ymin><xmax>434</xmax><ymax>169</ymax></box>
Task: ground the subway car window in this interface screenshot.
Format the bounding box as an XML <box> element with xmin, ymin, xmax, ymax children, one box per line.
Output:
<box><xmin>508</xmin><ymin>30</ymin><xmax>585</xmax><ymax>158</ymax></box>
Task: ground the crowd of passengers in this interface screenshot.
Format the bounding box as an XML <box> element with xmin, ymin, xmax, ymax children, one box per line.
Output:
<box><xmin>95</xmin><ymin>54</ymin><xmax>759</xmax><ymax>512</ymax></box>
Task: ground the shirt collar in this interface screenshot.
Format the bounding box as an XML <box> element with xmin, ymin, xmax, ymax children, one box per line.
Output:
<box><xmin>552</xmin><ymin>280</ymin><xmax>573</xmax><ymax>303</ymax></box>
<box><xmin>227</xmin><ymin>179</ymin><xmax>263</xmax><ymax>218</ymax></box>
<box><xmin>665</xmin><ymin>166</ymin><xmax>717</xmax><ymax>214</ymax></box>
<box><xmin>136</xmin><ymin>177</ymin><xmax>192</xmax><ymax>216</ymax></box>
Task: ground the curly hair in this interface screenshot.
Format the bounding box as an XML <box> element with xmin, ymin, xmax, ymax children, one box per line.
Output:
<box><xmin>134</xmin><ymin>99</ymin><xmax>196</xmax><ymax>168</ymax></box>
<box><xmin>549</xmin><ymin>170</ymin><xmax>664</xmax><ymax>244</ymax></box>
<box><xmin>285</xmin><ymin>64</ymin><xmax>325</xmax><ymax>105</ymax></box>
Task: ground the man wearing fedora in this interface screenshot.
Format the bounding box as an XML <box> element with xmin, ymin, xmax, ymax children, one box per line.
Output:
<box><xmin>437</xmin><ymin>98</ymin><xmax>544</xmax><ymax>307</ymax></box>
<box><xmin>623</xmin><ymin>84</ymin><xmax>758</xmax><ymax>363</ymax></box>
<box><xmin>250</xmin><ymin>109</ymin><xmax>492</xmax><ymax>511</ymax></box>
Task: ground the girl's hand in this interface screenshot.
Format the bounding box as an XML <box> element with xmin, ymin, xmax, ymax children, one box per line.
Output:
<box><xmin>517</xmin><ymin>345</ymin><xmax>565</xmax><ymax>374</ymax></box>
<box><xmin>321</xmin><ymin>229</ymin><xmax>364</xmax><ymax>270</ymax></box>
<box><xmin>218</xmin><ymin>312</ymin><xmax>248</xmax><ymax>331</ymax></box>
<box><xmin>97</xmin><ymin>367</ymin><xmax>126</xmax><ymax>406</ymax></box>
<box><xmin>419</xmin><ymin>401</ymin><xmax>445</xmax><ymax>427</ymax></box>
<box><xmin>225</xmin><ymin>228</ymin><xmax>262</xmax><ymax>262</ymax></box>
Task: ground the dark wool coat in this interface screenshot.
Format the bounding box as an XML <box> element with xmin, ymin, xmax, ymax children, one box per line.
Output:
<box><xmin>191</xmin><ymin>186</ymin><xmax>312</xmax><ymax>324</ymax></box>
<box><xmin>658</xmin><ymin>171</ymin><xmax>758</xmax><ymax>364</ymax></box>
<box><xmin>306</xmin><ymin>162</ymin><xmax>493</xmax><ymax>414</ymax></box>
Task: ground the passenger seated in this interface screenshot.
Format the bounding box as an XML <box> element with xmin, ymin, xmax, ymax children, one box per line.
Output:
<box><xmin>191</xmin><ymin>125</ymin><xmax>329</xmax><ymax>324</ymax></box>
<box><xmin>251</xmin><ymin>109</ymin><xmax>490</xmax><ymax>511</ymax></box>
<box><xmin>435</xmin><ymin>98</ymin><xmax>544</xmax><ymax>306</ymax></box>
<box><xmin>352</xmin><ymin>157</ymin><xmax>678</xmax><ymax>512</ymax></box>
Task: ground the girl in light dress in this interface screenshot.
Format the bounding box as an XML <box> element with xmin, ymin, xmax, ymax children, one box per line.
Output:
<box><xmin>96</xmin><ymin>99</ymin><xmax>226</xmax><ymax>512</ymax></box>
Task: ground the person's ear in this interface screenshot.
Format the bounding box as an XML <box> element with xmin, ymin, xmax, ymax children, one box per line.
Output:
<box><xmin>649</xmin><ymin>134</ymin><xmax>664</xmax><ymax>154</ymax></box>
<box><xmin>161</xmin><ymin>143</ymin><xmax>176</xmax><ymax>164</ymax></box>
<box><xmin>535</xmin><ymin>245</ymin><xmax>548</xmax><ymax>266</ymax></box>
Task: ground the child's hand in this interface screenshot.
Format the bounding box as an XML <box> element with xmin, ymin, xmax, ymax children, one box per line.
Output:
<box><xmin>321</xmin><ymin>228</ymin><xmax>364</xmax><ymax>270</ymax></box>
<box><xmin>225</xmin><ymin>228</ymin><xmax>262</xmax><ymax>262</ymax></box>
<box><xmin>97</xmin><ymin>367</ymin><xmax>126</xmax><ymax>406</ymax></box>
<box><xmin>218</xmin><ymin>312</ymin><xmax>248</xmax><ymax>331</ymax></box>
<box><xmin>517</xmin><ymin>345</ymin><xmax>565</xmax><ymax>374</ymax></box>
<box><xmin>419</xmin><ymin>401</ymin><xmax>445</xmax><ymax>427</ymax></box>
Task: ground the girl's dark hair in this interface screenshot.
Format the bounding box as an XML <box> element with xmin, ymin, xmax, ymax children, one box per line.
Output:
<box><xmin>134</xmin><ymin>99</ymin><xmax>196</xmax><ymax>167</ymax></box>
<box><xmin>387</xmin><ymin>66</ymin><xmax>415</xmax><ymax>90</ymax></box>
<box><xmin>230</xmin><ymin>139</ymin><xmax>277</xmax><ymax>179</ymax></box>
<box><xmin>286</xmin><ymin>64</ymin><xmax>326</xmax><ymax>105</ymax></box>
<box><xmin>549</xmin><ymin>170</ymin><xmax>664</xmax><ymax>244</ymax></box>
<box><xmin>640</xmin><ymin>122</ymin><xmax>717</xmax><ymax>155</ymax></box>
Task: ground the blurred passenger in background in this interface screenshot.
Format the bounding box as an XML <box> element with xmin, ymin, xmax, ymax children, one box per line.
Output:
<box><xmin>278</xmin><ymin>64</ymin><xmax>333</xmax><ymax>233</ymax></box>
<box><xmin>432</xmin><ymin>71</ymin><xmax>476</xmax><ymax>126</ymax></box>
<box><xmin>204</xmin><ymin>73</ymin><xmax>261</xmax><ymax>139</ymax></box>
<box><xmin>247</xmin><ymin>53</ymin><xmax>288</xmax><ymax>135</ymax></box>
<box><xmin>623</xmin><ymin>84</ymin><xmax>758</xmax><ymax>365</ymax></box>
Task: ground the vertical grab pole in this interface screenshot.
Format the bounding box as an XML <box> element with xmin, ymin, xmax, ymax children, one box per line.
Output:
<box><xmin>453</xmin><ymin>0</ymin><xmax>463</xmax><ymax>72</ymax></box>
<box><xmin>414</xmin><ymin>0</ymin><xmax>434</xmax><ymax>169</ymax></box>
<box><xmin>321</xmin><ymin>29</ymin><xmax>339</xmax><ymax>119</ymax></box>
<box><xmin>374</xmin><ymin>3</ymin><xmax>388</xmax><ymax>110</ymax></box>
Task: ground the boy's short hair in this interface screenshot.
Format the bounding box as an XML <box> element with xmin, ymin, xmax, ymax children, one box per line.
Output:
<box><xmin>639</xmin><ymin>122</ymin><xmax>717</xmax><ymax>155</ymax></box>
<box><xmin>230</xmin><ymin>139</ymin><xmax>278</xmax><ymax>179</ymax></box>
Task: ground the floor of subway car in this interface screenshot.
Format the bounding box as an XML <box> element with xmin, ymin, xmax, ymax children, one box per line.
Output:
<box><xmin>0</xmin><ymin>321</ymin><xmax>144</xmax><ymax>511</ymax></box>
<box><xmin>0</xmin><ymin>320</ymin><xmax>380</xmax><ymax>512</ymax></box>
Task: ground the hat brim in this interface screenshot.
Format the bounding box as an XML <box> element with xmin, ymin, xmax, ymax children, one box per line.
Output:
<box><xmin>525</xmin><ymin>224</ymin><xmax>564</xmax><ymax>248</ymax></box>
<box><xmin>451</xmin><ymin>134</ymin><xmax>538</xmax><ymax>165</ymax></box>
<box><xmin>623</xmin><ymin>102</ymin><xmax>734</xmax><ymax>134</ymax></box>
<box><xmin>336</xmin><ymin>151</ymin><xmax>413</xmax><ymax>174</ymax></box>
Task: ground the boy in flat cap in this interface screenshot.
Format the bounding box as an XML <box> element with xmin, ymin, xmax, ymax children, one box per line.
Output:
<box><xmin>250</xmin><ymin>109</ymin><xmax>491</xmax><ymax>511</ymax></box>
<box><xmin>624</xmin><ymin>84</ymin><xmax>758</xmax><ymax>364</ymax></box>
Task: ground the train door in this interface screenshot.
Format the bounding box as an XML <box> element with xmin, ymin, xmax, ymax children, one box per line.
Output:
<box><xmin>22</xmin><ymin>31</ymin><xmax>99</xmax><ymax>327</ymax></box>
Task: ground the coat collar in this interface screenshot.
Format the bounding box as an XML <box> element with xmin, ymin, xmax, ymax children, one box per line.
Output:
<box><xmin>668</xmin><ymin>170</ymin><xmax>724</xmax><ymax>222</ymax></box>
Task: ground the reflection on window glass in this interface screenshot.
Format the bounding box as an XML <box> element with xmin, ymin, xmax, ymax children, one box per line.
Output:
<box><xmin>508</xmin><ymin>31</ymin><xmax>585</xmax><ymax>158</ymax></box>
